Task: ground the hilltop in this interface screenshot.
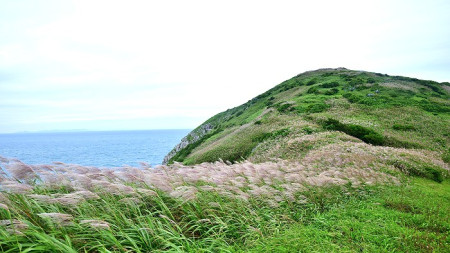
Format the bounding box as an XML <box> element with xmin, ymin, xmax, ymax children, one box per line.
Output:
<box><xmin>165</xmin><ymin>68</ymin><xmax>449</xmax><ymax>166</ymax></box>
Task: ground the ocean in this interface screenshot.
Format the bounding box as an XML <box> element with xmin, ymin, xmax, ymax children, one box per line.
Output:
<box><xmin>0</xmin><ymin>129</ymin><xmax>191</xmax><ymax>167</ymax></box>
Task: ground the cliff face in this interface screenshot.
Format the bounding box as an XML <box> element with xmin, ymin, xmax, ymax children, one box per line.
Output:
<box><xmin>162</xmin><ymin>123</ymin><xmax>214</xmax><ymax>164</ymax></box>
<box><xmin>164</xmin><ymin>68</ymin><xmax>450</xmax><ymax>165</ymax></box>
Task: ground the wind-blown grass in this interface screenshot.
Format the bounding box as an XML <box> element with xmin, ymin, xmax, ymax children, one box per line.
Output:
<box><xmin>0</xmin><ymin>144</ymin><xmax>448</xmax><ymax>252</ymax></box>
<box><xmin>1</xmin><ymin>68</ymin><xmax>449</xmax><ymax>251</ymax></box>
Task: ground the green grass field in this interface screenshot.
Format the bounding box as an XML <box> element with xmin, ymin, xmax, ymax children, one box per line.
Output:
<box><xmin>0</xmin><ymin>174</ymin><xmax>448</xmax><ymax>252</ymax></box>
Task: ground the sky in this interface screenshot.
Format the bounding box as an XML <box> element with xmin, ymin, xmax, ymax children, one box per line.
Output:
<box><xmin>0</xmin><ymin>0</ymin><xmax>449</xmax><ymax>133</ymax></box>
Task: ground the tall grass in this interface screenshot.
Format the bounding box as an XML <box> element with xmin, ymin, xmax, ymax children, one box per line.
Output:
<box><xmin>0</xmin><ymin>144</ymin><xmax>448</xmax><ymax>252</ymax></box>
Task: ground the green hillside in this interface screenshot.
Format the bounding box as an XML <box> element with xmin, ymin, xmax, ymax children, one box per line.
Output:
<box><xmin>1</xmin><ymin>68</ymin><xmax>449</xmax><ymax>252</ymax></box>
<box><xmin>165</xmin><ymin>68</ymin><xmax>450</xmax><ymax>165</ymax></box>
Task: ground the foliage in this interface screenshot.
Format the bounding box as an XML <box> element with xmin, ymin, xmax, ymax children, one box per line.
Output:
<box><xmin>324</xmin><ymin>88</ymin><xmax>339</xmax><ymax>95</ymax></box>
<box><xmin>169</xmin><ymin>68</ymin><xmax>449</xmax><ymax>164</ymax></box>
<box><xmin>1</xmin><ymin>177</ymin><xmax>447</xmax><ymax>252</ymax></box>
<box><xmin>1</xmin><ymin>151</ymin><xmax>449</xmax><ymax>252</ymax></box>
<box><xmin>276</xmin><ymin>103</ymin><xmax>295</xmax><ymax>113</ymax></box>
<box><xmin>306</xmin><ymin>79</ymin><xmax>317</xmax><ymax>86</ymax></box>
<box><xmin>307</xmin><ymin>86</ymin><xmax>320</xmax><ymax>94</ymax></box>
<box><xmin>443</xmin><ymin>149</ymin><xmax>450</xmax><ymax>164</ymax></box>
<box><xmin>249</xmin><ymin>179</ymin><xmax>450</xmax><ymax>252</ymax></box>
<box><xmin>322</xmin><ymin>118</ymin><xmax>385</xmax><ymax>146</ymax></box>
<box><xmin>305</xmin><ymin>103</ymin><xmax>330</xmax><ymax>113</ymax></box>
<box><xmin>392</xmin><ymin>123</ymin><xmax>416</xmax><ymax>131</ymax></box>
<box><xmin>389</xmin><ymin>160</ymin><xmax>448</xmax><ymax>183</ymax></box>
<box><xmin>319</xmin><ymin>81</ymin><xmax>340</xmax><ymax>88</ymax></box>
<box><xmin>383</xmin><ymin>136</ymin><xmax>423</xmax><ymax>149</ymax></box>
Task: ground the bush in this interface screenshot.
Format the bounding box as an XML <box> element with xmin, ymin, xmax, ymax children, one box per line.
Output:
<box><xmin>277</xmin><ymin>103</ymin><xmax>293</xmax><ymax>113</ymax></box>
<box><xmin>251</xmin><ymin>132</ymin><xmax>273</xmax><ymax>142</ymax></box>
<box><xmin>349</xmin><ymin>78</ymin><xmax>364</xmax><ymax>86</ymax></box>
<box><xmin>363</xmin><ymin>133</ymin><xmax>385</xmax><ymax>146</ymax></box>
<box><xmin>306</xmin><ymin>79</ymin><xmax>317</xmax><ymax>86</ymax></box>
<box><xmin>320</xmin><ymin>81</ymin><xmax>339</xmax><ymax>88</ymax></box>
<box><xmin>343</xmin><ymin>93</ymin><xmax>363</xmax><ymax>103</ymax></box>
<box><xmin>392</xmin><ymin>124</ymin><xmax>416</xmax><ymax>131</ymax></box>
<box><xmin>356</xmin><ymin>85</ymin><xmax>369</xmax><ymax>91</ymax></box>
<box><xmin>420</xmin><ymin>102</ymin><xmax>450</xmax><ymax>113</ymax></box>
<box><xmin>307</xmin><ymin>86</ymin><xmax>320</xmax><ymax>94</ymax></box>
<box><xmin>390</xmin><ymin>160</ymin><xmax>447</xmax><ymax>183</ymax></box>
<box><xmin>324</xmin><ymin>88</ymin><xmax>339</xmax><ymax>95</ymax></box>
<box><xmin>272</xmin><ymin>128</ymin><xmax>290</xmax><ymax>138</ymax></box>
<box><xmin>306</xmin><ymin>103</ymin><xmax>330</xmax><ymax>113</ymax></box>
<box><xmin>323</xmin><ymin>118</ymin><xmax>385</xmax><ymax>145</ymax></box>
<box><xmin>251</xmin><ymin>128</ymin><xmax>290</xmax><ymax>142</ymax></box>
<box><xmin>442</xmin><ymin>150</ymin><xmax>450</xmax><ymax>164</ymax></box>
<box><xmin>235</xmin><ymin>110</ymin><xmax>244</xmax><ymax>117</ymax></box>
<box><xmin>295</xmin><ymin>80</ymin><xmax>305</xmax><ymax>86</ymax></box>
<box><xmin>303</xmin><ymin>126</ymin><xmax>315</xmax><ymax>134</ymax></box>
<box><xmin>383</xmin><ymin>136</ymin><xmax>423</xmax><ymax>149</ymax></box>
<box><xmin>417</xmin><ymin>80</ymin><xmax>445</xmax><ymax>95</ymax></box>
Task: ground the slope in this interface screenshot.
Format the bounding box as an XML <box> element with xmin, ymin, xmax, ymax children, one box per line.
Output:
<box><xmin>164</xmin><ymin>68</ymin><xmax>450</xmax><ymax>166</ymax></box>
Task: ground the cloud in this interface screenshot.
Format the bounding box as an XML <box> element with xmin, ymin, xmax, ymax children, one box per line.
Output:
<box><xmin>0</xmin><ymin>0</ymin><xmax>449</xmax><ymax>133</ymax></box>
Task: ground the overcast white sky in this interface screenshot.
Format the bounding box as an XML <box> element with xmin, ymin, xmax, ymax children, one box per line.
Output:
<box><xmin>1</xmin><ymin>0</ymin><xmax>449</xmax><ymax>133</ymax></box>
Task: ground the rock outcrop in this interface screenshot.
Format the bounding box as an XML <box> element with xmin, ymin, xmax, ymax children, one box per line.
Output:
<box><xmin>162</xmin><ymin>123</ymin><xmax>214</xmax><ymax>164</ymax></box>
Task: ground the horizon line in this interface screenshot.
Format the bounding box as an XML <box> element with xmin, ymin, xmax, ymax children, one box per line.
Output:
<box><xmin>0</xmin><ymin>128</ymin><xmax>193</xmax><ymax>135</ymax></box>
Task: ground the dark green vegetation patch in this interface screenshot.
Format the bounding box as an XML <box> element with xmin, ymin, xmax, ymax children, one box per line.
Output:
<box><xmin>322</xmin><ymin>118</ymin><xmax>385</xmax><ymax>146</ymax></box>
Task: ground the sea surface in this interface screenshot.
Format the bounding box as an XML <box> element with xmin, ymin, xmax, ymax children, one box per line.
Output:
<box><xmin>0</xmin><ymin>129</ymin><xmax>191</xmax><ymax>167</ymax></box>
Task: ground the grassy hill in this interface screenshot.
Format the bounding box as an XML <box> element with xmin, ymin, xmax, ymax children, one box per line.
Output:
<box><xmin>0</xmin><ymin>68</ymin><xmax>449</xmax><ymax>252</ymax></box>
<box><xmin>165</xmin><ymin>68</ymin><xmax>450</xmax><ymax>166</ymax></box>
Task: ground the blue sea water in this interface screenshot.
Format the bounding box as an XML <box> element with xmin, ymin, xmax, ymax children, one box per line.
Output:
<box><xmin>0</xmin><ymin>129</ymin><xmax>190</xmax><ymax>167</ymax></box>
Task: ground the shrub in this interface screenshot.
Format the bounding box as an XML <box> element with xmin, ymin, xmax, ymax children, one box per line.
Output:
<box><xmin>251</xmin><ymin>128</ymin><xmax>290</xmax><ymax>142</ymax></box>
<box><xmin>390</xmin><ymin>160</ymin><xmax>447</xmax><ymax>183</ymax></box>
<box><xmin>343</xmin><ymin>93</ymin><xmax>362</xmax><ymax>103</ymax></box>
<box><xmin>420</xmin><ymin>102</ymin><xmax>450</xmax><ymax>113</ymax></box>
<box><xmin>442</xmin><ymin>150</ymin><xmax>450</xmax><ymax>164</ymax></box>
<box><xmin>363</xmin><ymin>133</ymin><xmax>385</xmax><ymax>146</ymax></box>
<box><xmin>323</xmin><ymin>118</ymin><xmax>385</xmax><ymax>145</ymax></box>
<box><xmin>277</xmin><ymin>103</ymin><xmax>293</xmax><ymax>113</ymax></box>
<box><xmin>235</xmin><ymin>110</ymin><xmax>244</xmax><ymax>117</ymax></box>
<box><xmin>272</xmin><ymin>128</ymin><xmax>290</xmax><ymax>138</ymax></box>
<box><xmin>324</xmin><ymin>88</ymin><xmax>339</xmax><ymax>95</ymax></box>
<box><xmin>307</xmin><ymin>86</ymin><xmax>320</xmax><ymax>94</ymax></box>
<box><xmin>349</xmin><ymin>78</ymin><xmax>364</xmax><ymax>86</ymax></box>
<box><xmin>383</xmin><ymin>136</ymin><xmax>423</xmax><ymax>149</ymax></box>
<box><xmin>356</xmin><ymin>85</ymin><xmax>369</xmax><ymax>91</ymax></box>
<box><xmin>251</xmin><ymin>132</ymin><xmax>273</xmax><ymax>142</ymax></box>
<box><xmin>306</xmin><ymin>79</ymin><xmax>317</xmax><ymax>86</ymax></box>
<box><xmin>306</xmin><ymin>103</ymin><xmax>330</xmax><ymax>113</ymax></box>
<box><xmin>295</xmin><ymin>80</ymin><xmax>305</xmax><ymax>86</ymax></box>
<box><xmin>303</xmin><ymin>126</ymin><xmax>315</xmax><ymax>134</ymax></box>
<box><xmin>358</xmin><ymin>97</ymin><xmax>377</xmax><ymax>106</ymax></box>
<box><xmin>392</xmin><ymin>124</ymin><xmax>416</xmax><ymax>131</ymax></box>
<box><xmin>417</xmin><ymin>79</ymin><xmax>445</xmax><ymax>95</ymax></box>
<box><xmin>319</xmin><ymin>81</ymin><xmax>339</xmax><ymax>88</ymax></box>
